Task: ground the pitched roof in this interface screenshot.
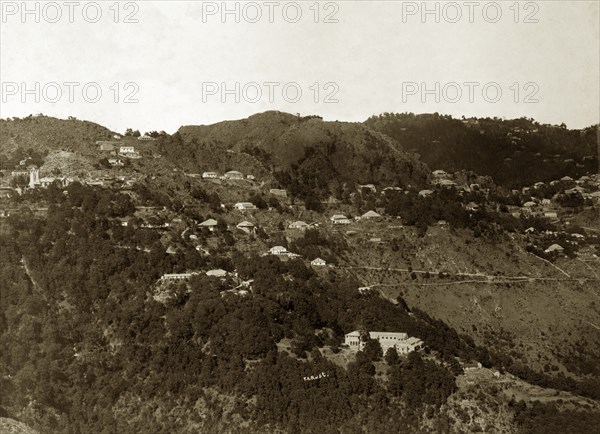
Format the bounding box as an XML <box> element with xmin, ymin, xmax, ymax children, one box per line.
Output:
<box><xmin>200</xmin><ymin>218</ymin><xmax>218</xmax><ymax>226</ymax></box>
<box><xmin>545</xmin><ymin>243</ymin><xmax>564</xmax><ymax>252</ymax></box>
<box><xmin>361</xmin><ymin>210</ymin><xmax>381</xmax><ymax>219</ymax></box>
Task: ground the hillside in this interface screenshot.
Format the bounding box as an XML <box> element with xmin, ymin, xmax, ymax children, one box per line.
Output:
<box><xmin>163</xmin><ymin>111</ymin><xmax>430</xmax><ymax>201</ymax></box>
<box><xmin>0</xmin><ymin>115</ymin><xmax>115</xmax><ymax>157</ymax></box>
<box><xmin>1</xmin><ymin>111</ymin><xmax>599</xmax><ymax>433</ymax></box>
<box><xmin>364</xmin><ymin>113</ymin><xmax>598</xmax><ymax>187</ymax></box>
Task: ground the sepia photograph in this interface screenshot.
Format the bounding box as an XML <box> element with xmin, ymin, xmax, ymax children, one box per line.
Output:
<box><xmin>0</xmin><ymin>1</ymin><xmax>599</xmax><ymax>433</ymax></box>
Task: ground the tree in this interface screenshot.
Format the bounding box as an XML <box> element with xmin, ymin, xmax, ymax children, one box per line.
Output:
<box><xmin>385</xmin><ymin>347</ymin><xmax>400</xmax><ymax>365</ymax></box>
<box><xmin>363</xmin><ymin>338</ymin><xmax>383</xmax><ymax>362</ymax></box>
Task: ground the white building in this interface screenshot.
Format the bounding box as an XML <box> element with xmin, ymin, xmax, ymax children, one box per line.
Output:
<box><xmin>311</xmin><ymin>258</ymin><xmax>327</xmax><ymax>267</ymax></box>
<box><xmin>361</xmin><ymin>210</ymin><xmax>381</xmax><ymax>220</ymax></box>
<box><xmin>236</xmin><ymin>221</ymin><xmax>255</xmax><ymax>233</ymax></box>
<box><xmin>270</xmin><ymin>189</ymin><xmax>287</xmax><ymax>197</ymax></box>
<box><xmin>289</xmin><ymin>220</ymin><xmax>309</xmax><ymax>230</ymax></box>
<box><xmin>206</xmin><ymin>269</ymin><xmax>228</xmax><ymax>278</ymax></box>
<box><xmin>234</xmin><ymin>202</ymin><xmax>258</xmax><ymax>211</ymax></box>
<box><xmin>224</xmin><ymin>170</ymin><xmax>244</xmax><ymax>180</ymax></box>
<box><xmin>269</xmin><ymin>246</ymin><xmax>288</xmax><ymax>255</ymax></box>
<box><xmin>199</xmin><ymin>218</ymin><xmax>219</xmax><ymax>231</ymax></box>
<box><xmin>545</xmin><ymin>244</ymin><xmax>564</xmax><ymax>254</ymax></box>
<box><xmin>344</xmin><ymin>331</ymin><xmax>424</xmax><ymax>355</ymax></box>
<box><xmin>119</xmin><ymin>146</ymin><xmax>140</xmax><ymax>158</ymax></box>
<box><xmin>202</xmin><ymin>172</ymin><xmax>218</xmax><ymax>179</ymax></box>
<box><xmin>160</xmin><ymin>272</ymin><xmax>199</xmax><ymax>281</ymax></box>
<box><xmin>331</xmin><ymin>214</ymin><xmax>351</xmax><ymax>225</ymax></box>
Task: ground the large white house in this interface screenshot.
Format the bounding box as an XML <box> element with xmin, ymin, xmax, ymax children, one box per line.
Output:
<box><xmin>344</xmin><ymin>331</ymin><xmax>424</xmax><ymax>355</ymax></box>
<box><xmin>119</xmin><ymin>146</ymin><xmax>140</xmax><ymax>158</ymax></box>
<box><xmin>269</xmin><ymin>246</ymin><xmax>288</xmax><ymax>255</ymax></box>
<box><xmin>331</xmin><ymin>214</ymin><xmax>351</xmax><ymax>225</ymax></box>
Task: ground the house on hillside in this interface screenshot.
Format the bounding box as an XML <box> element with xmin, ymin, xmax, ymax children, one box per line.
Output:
<box><xmin>289</xmin><ymin>220</ymin><xmax>309</xmax><ymax>230</ymax></box>
<box><xmin>418</xmin><ymin>189</ymin><xmax>433</xmax><ymax>197</ymax></box>
<box><xmin>206</xmin><ymin>269</ymin><xmax>228</xmax><ymax>278</ymax></box>
<box><xmin>108</xmin><ymin>158</ymin><xmax>124</xmax><ymax>167</ymax></box>
<box><xmin>234</xmin><ymin>202</ymin><xmax>258</xmax><ymax>212</ymax></box>
<box><xmin>544</xmin><ymin>244</ymin><xmax>564</xmax><ymax>254</ymax></box>
<box><xmin>202</xmin><ymin>172</ymin><xmax>218</xmax><ymax>179</ymax></box>
<box><xmin>331</xmin><ymin>214</ymin><xmax>351</xmax><ymax>225</ymax></box>
<box><xmin>544</xmin><ymin>211</ymin><xmax>558</xmax><ymax>219</ymax></box>
<box><xmin>269</xmin><ymin>246</ymin><xmax>288</xmax><ymax>256</ymax></box>
<box><xmin>432</xmin><ymin>169</ymin><xmax>449</xmax><ymax>179</ymax></box>
<box><xmin>236</xmin><ymin>221</ymin><xmax>255</xmax><ymax>234</ymax></box>
<box><xmin>311</xmin><ymin>258</ymin><xmax>327</xmax><ymax>267</ymax></box>
<box><xmin>138</xmin><ymin>134</ymin><xmax>156</xmax><ymax>141</ymax></box>
<box><xmin>97</xmin><ymin>141</ymin><xmax>117</xmax><ymax>153</ymax></box>
<box><xmin>269</xmin><ymin>189</ymin><xmax>287</xmax><ymax>198</ymax></box>
<box><xmin>246</xmin><ymin>175</ymin><xmax>255</xmax><ymax>181</ymax></box>
<box><xmin>119</xmin><ymin>146</ymin><xmax>140</xmax><ymax>159</ymax></box>
<box><xmin>224</xmin><ymin>170</ymin><xmax>244</xmax><ymax>180</ymax></box>
<box><xmin>199</xmin><ymin>218</ymin><xmax>219</xmax><ymax>231</ymax></box>
<box><xmin>465</xmin><ymin>202</ymin><xmax>479</xmax><ymax>212</ymax></box>
<box><xmin>344</xmin><ymin>331</ymin><xmax>424</xmax><ymax>355</ymax></box>
<box><xmin>361</xmin><ymin>210</ymin><xmax>381</xmax><ymax>220</ymax></box>
<box><xmin>160</xmin><ymin>272</ymin><xmax>198</xmax><ymax>281</ymax></box>
<box><xmin>437</xmin><ymin>179</ymin><xmax>457</xmax><ymax>188</ymax></box>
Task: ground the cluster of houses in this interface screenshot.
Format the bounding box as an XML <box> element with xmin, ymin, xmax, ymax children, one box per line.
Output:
<box><xmin>97</xmin><ymin>141</ymin><xmax>141</xmax><ymax>159</ymax></box>
<box><xmin>27</xmin><ymin>167</ymin><xmax>73</xmax><ymax>189</ymax></box>
<box><xmin>344</xmin><ymin>331</ymin><xmax>424</xmax><ymax>355</ymax></box>
<box><xmin>330</xmin><ymin>210</ymin><xmax>382</xmax><ymax>225</ymax></box>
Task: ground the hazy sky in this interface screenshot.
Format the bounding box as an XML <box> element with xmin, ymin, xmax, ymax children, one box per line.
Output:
<box><xmin>1</xmin><ymin>1</ymin><xmax>598</xmax><ymax>133</ymax></box>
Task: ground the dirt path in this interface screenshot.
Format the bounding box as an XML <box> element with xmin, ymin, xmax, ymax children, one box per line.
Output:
<box><xmin>21</xmin><ymin>256</ymin><xmax>48</xmax><ymax>302</ymax></box>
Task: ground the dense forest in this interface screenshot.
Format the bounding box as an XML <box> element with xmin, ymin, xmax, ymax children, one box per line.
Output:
<box><xmin>364</xmin><ymin>113</ymin><xmax>598</xmax><ymax>187</ymax></box>
<box><xmin>2</xmin><ymin>183</ymin><xmax>599</xmax><ymax>433</ymax></box>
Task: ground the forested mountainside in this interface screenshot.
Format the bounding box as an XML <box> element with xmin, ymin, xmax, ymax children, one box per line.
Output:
<box><xmin>364</xmin><ymin>113</ymin><xmax>598</xmax><ymax>187</ymax></box>
<box><xmin>1</xmin><ymin>112</ymin><xmax>599</xmax><ymax>433</ymax></box>
<box><xmin>163</xmin><ymin>111</ymin><xmax>430</xmax><ymax>205</ymax></box>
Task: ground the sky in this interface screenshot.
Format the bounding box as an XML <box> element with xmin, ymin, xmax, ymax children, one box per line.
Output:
<box><xmin>1</xmin><ymin>1</ymin><xmax>599</xmax><ymax>134</ymax></box>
